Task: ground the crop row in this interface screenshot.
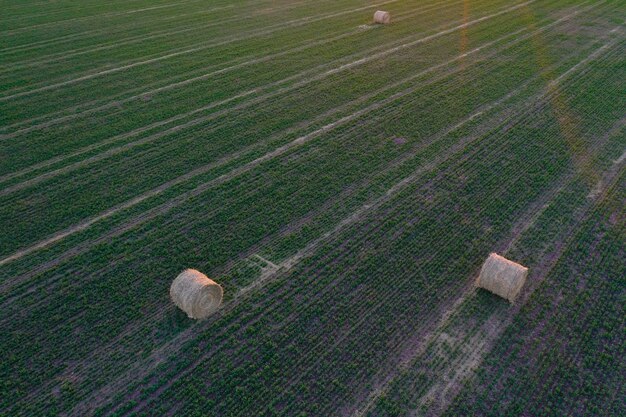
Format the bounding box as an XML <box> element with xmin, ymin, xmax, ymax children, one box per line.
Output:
<box><xmin>0</xmin><ymin>0</ymin><xmax>344</xmax><ymax>64</ymax></box>
<box><xmin>109</xmin><ymin>41</ymin><xmax>624</xmax><ymax>417</ymax></box>
<box><xmin>0</xmin><ymin>0</ymin><xmax>444</xmax><ymax>121</ymax></box>
<box><xmin>0</xmin><ymin>0</ymin><xmax>606</xmax><ymax>259</ymax></box>
<box><xmin>2</xmin><ymin>15</ymin><xmax>622</xmax><ymax>414</ymax></box>
<box><xmin>443</xmin><ymin>171</ymin><xmax>624</xmax><ymax>417</ymax></box>
<box><xmin>0</xmin><ymin>0</ymin><xmax>499</xmax><ymax>157</ymax></box>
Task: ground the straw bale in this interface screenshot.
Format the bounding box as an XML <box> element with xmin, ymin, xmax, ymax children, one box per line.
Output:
<box><xmin>476</xmin><ymin>253</ymin><xmax>528</xmax><ymax>302</ymax></box>
<box><xmin>374</xmin><ymin>10</ymin><xmax>391</xmax><ymax>24</ymax></box>
<box><xmin>170</xmin><ymin>269</ymin><xmax>223</xmax><ymax>319</ymax></box>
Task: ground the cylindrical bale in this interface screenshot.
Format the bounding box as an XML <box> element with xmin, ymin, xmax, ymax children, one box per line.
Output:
<box><xmin>476</xmin><ymin>253</ymin><xmax>528</xmax><ymax>302</ymax></box>
<box><xmin>170</xmin><ymin>269</ymin><xmax>223</xmax><ymax>319</ymax></box>
<box><xmin>373</xmin><ymin>10</ymin><xmax>391</xmax><ymax>24</ymax></box>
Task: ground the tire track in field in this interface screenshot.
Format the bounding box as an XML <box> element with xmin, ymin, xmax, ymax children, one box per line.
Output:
<box><xmin>353</xmin><ymin>117</ymin><xmax>624</xmax><ymax>417</ymax></box>
<box><xmin>415</xmin><ymin>156</ymin><xmax>624</xmax><ymax>417</ymax></box>
<box><xmin>0</xmin><ymin>0</ymin><xmax>544</xmax><ymax>197</ymax></box>
<box><xmin>2</xmin><ymin>0</ymin><xmax>168</xmax><ymax>22</ymax></box>
<box><xmin>2</xmin><ymin>10</ymin><xmax>612</xmax><ymax>412</ymax></box>
<box><xmin>0</xmin><ymin>0</ymin><xmax>401</xmax><ymax>101</ymax></box>
<box><xmin>149</xmin><ymin>76</ymin><xmax>587</xmax><ymax>416</ymax></box>
<box><xmin>3</xmin><ymin>28</ymin><xmax>535</xmax><ymax>303</ymax></box>
<box><xmin>255</xmin><ymin>41</ymin><xmax>626</xmax><ymax>415</ymax></box>
<box><xmin>1</xmin><ymin>0</ymin><xmax>213</xmax><ymax>35</ymax></box>
<box><xmin>0</xmin><ymin>1</ymin><xmax>604</xmax><ymax>300</ymax></box>
<box><xmin>0</xmin><ymin>0</ymin><xmax>331</xmax><ymax>71</ymax></box>
<box><xmin>32</xmin><ymin>42</ymin><xmax>562</xmax><ymax>417</ymax></box>
<box><xmin>2</xmin><ymin>0</ymin><xmax>144</xmax><ymax>15</ymax></box>
<box><xmin>0</xmin><ymin>0</ymin><xmax>328</xmax><ymax>56</ymax></box>
<box><xmin>0</xmin><ymin>0</ymin><xmax>459</xmax><ymax>136</ymax></box>
<box><xmin>504</xmin><ymin>116</ymin><xmax>626</xmax><ymax>253</ymax></box>
<box><xmin>345</xmin><ymin>35</ymin><xmax>625</xmax><ymax>417</ymax></box>
<box><xmin>0</xmin><ymin>2</ymin><xmax>239</xmax><ymax>55</ymax></box>
<box><xmin>0</xmin><ymin>1</ymin><xmax>553</xmax><ymax>269</ymax></box>
<box><xmin>0</xmin><ymin>5</ymin><xmax>239</xmax><ymax>72</ymax></box>
<box><xmin>2</xmin><ymin>63</ymin><xmax>547</xmax><ymax>414</ymax></box>
<box><xmin>75</xmin><ymin>35</ymin><xmax>612</xmax><ymax>416</ymax></box>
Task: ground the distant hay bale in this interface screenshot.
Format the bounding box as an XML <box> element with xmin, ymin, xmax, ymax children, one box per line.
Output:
<box><xmin>373</xmin><ymin>10</ymin><xmax>391</xmax><ymax>24</ymax></box>
<box><xmin>476</xmin><ymin>253</ymin><xmax>528</xmax><ymax>302</ymax></box>
<box><xmin>170</xmin><ymin>269</ymin><xmax>223</xmax><ymax>319</ymax></box>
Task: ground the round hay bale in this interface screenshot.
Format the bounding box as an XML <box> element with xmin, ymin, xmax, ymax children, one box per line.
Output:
<box><xmin>373</xmin><ymin>10</ymin><xmax>391</xmax><ymax>24</ymax></box>
<box><xmin>476</xmin><ymin>253</ymin><xmax>528</xmax><ymax>303</ymax></box>
<box><xmin>170</xmin><ymin>269</ymin><xmax>223</xmax><ymax>319</ymax></box>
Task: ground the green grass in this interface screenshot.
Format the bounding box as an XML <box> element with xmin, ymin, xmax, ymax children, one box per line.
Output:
<box><xmin>0</xmin><ymin>0</ymin><xmax>624</xmax><ymax>416</ymax></box>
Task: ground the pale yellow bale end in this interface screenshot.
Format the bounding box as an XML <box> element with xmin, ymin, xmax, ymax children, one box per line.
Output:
<box><xmin>476</xmin><ymin>253</ymin><xmax>528</xmax><ymax>302</ymax></box>
<box><xmin>170</xmin><ymin>269</ymin><xmax>223</xmax><ymax>319</ymax></box>
<box><xmin>373</xmin><ymin>10</ymin><xmax>391</xmax><ymax>24</ymax></box>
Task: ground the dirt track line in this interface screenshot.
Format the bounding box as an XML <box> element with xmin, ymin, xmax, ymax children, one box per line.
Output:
<box><xmin>427</xmin><ymin>166</ymin><xmax>625</xmax><ymax>417</ymax></box>
<box><xmin>0</xmin><ymin>3</ymin><xmax>240</xmax><ymax>55</ymax></box>
<box><xmin>0</xmin><ymin>6</ymin><xmax>241</xmax><ymax>72</ymax></box>
<box><xmin>7</xmin><ymin>75</ymin><xmax>522</xmax><ymax>412</ymax></box>
<box><xmin>0</xmin><ymin>0</ymin><xmax>333</xmax><ymax>71</ymax></box>
<box><xmin>1</xmin><ymin>11</ymin><xmax>604</xmax><ymax>412</ymax></box>
<box><xmin>0</xmin><ymin>0</ymin><xmax>400</xmax><ymax>101</ymax></box>
<box><xmin>348</xmin><ymin>36</ymin><xmax>625</xmax><ymax>417</ymax></box>
<box><xmin>0</xmin><ymin>5</ymin><xmax>605</xmax><ymax>294</ymax></box>
<box><xmin>0</xmin><ymin>0</ymin><xmax>459</xmax><ymax>138</ymax></box>
<box><xmin>505</xmin><ymin>116</ymin><xmax>626</xmax><ymax>252</ymax></box>
<box><xmin>0</xmin><ymin>1</ymin><xmax>459</xmax><ymax>188</ymax></box>
<box><xmin>2</xmin><ymin>0</ymin><xmax>174</xmax><ymax>21</ymax></box>
<box><xmin>62</xmin><ymin>67</ymin><xmax>537</xmax><ymax>417</ymax></box>
<box><xmin>1</xmin><ymin>0</ymin><xmax>213</xmax><ymax>36</ymax></box>
<box><xmin>350</xmin><ymin>286</ymin><xmax>476</xmax><ymax>417</ymax></box>
<box><xmin>415</xmin><ymin>318</ymin><xmax>501</xmax><ymax>416</ymax></box>
<box><xmin>101</xmin><ymin>48</ymin><xmax>587</xmax><ymax>414</ymax></box>
<box><xmin>62</xmin><ymin>42</ymin><xmax>606</xmax><ymax>412</ymax></box>
<box><xmin>3</xmin><ymin>0</ymin><xmax>149</xmax><ymax>15</ymax></box>
<box><xmin>0</xmin><ymin>0</ymin><xmax>545</xmax><ymax>196</ymax></box>
<box><xmin>0</xmin><ymin>11</ymin><xmax>554</xmax><ymax>270</ymax></box>
<box><xmin>353</xmin><ymin>136</ymin><xmax>624</xmax><ymax>417</ymax></box>
<box><xmin>551</xmin><ymin>25</ymin><xmax>624</xmax><ymax>86</ymax></box>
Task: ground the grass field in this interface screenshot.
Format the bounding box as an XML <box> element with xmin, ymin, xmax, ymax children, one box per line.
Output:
<box><xmin>0</xmin><ymin>0</ymin><xmax>624</xmax><ymax>416</ymax></box>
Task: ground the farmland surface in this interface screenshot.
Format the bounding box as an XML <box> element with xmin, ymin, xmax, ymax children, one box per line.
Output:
<box><xmin>0</xmin><ymin>0</ymin><xmax>624</xmax><ymax>416</ymax></box>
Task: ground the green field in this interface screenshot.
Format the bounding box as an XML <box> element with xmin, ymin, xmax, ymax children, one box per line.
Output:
<box><xmin>0</xmin><ymin>0</ymin><xmax>624</xmax><ymax>416</ymax></box>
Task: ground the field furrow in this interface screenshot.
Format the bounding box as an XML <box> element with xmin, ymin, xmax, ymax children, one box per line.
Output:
<box><xmin>1</xmin><ymin>1</ymin><xmax>623</xmax><ymax>416</ymax></box>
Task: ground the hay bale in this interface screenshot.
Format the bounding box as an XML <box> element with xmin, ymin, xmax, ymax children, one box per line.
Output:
<box><xmin>170</xmin><ymin>269</ymin><xmax>223</xmax><ymax>319</ymax></box>
<box><xmin>476</xmin><ymin>253</ymin><xmax>528</xmax><ymax>302</ymax></box>
<box><xmin>373</xmin><ymin>10</ymin><xmax>391</xmax><ymax>24</ymax></box>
